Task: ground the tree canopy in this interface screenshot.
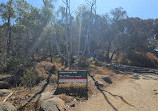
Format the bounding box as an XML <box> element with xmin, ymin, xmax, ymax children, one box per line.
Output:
<box><xmin>0</xmin><ymin>0</ymin><xmax>158</xmax><ymax>67</ymax></box>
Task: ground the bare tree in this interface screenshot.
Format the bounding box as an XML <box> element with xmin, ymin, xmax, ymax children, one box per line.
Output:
<box><xmin>83</xmin><ymin>0</ymin><xmax>96</xmax><ymax>56</ymax></box>
<box><xmin>62</xmin><ymin>0</ymin><xmax>73</xmax><ymax>67</ymax></box>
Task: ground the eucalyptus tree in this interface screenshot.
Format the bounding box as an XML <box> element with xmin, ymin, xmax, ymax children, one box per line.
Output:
<box><xmin>83</xmin><ymin>0</ymin><xmax>96</xmax><ymax>56</ymax></box>
<box><xmin>61</xmin><ymin>0</ymin><xmax>74</xmax><ymax>67</ymax></box>
<box><xmin>0</xmin><ymin>26</ymin><xmax>7</xmax><ymax>64</ymax></box>
<box><xmin>150</xmin><ymin>19</ymin><xmax>158</xmax><ymax>50</ymax></box>
<box><xmin>0</xmin><ymin>0</ymin><xmax>16</xmax><ymax>58</ymax></box>
<box><xmin>104</xmin><ymin>7</ymin><xmax>128</xmax><ymax>62</ymax></box>
<box><xmin>75</xmin><ymin>5</ymin><xmax>89</xmax><ymax>56</ymax></box>
<box><xmin>122</xmin><ymin>18</ymin><xmax>155</xmax><ymax>52</ymax></box>
<box><xmin>12</xmin><ymin>0</ymin><xmax>55</xmax><ymax>61</ymax></box>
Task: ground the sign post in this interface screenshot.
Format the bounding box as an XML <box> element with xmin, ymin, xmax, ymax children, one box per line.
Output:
<box><xmin>57</xmin><ymin>70</ymin><xmax>88</xmax><ymax>99</ymax></box>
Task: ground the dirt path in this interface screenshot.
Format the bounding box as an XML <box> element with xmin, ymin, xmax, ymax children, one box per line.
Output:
<box><xmin>69</xmin><ymin>73</ymin><xmax>158</xmax><ymax>111</ymax></box>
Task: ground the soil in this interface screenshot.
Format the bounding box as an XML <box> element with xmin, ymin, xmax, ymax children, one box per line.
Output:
<box><xmin>1</xmin><ymin>62</ymin><xmax>158</xmax><ymax>111</ymax></box>
<box><xmin>68</xmin><ymin>73</ymin><xmax>158</xmax><ymax>111</ymax></box>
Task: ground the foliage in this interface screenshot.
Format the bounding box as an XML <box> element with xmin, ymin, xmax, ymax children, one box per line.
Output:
<box><xmin>0</xmin><ymin>0</ymin><xmax>16</xmax><ymax>21</ymax></box>
<box><xmin>114</xmin><ymin>52</ymin><xmax>158</xmax><ymax>68</ymax></box>
<box><xmin>75</xmin><ymin>57</ymin><xmax>89</xmax><ymax>69</ymax></box>
<box><xmin>0</xmin><ymin>0</ymin><xmax>158</xmax><ymax>69</ymax></box>
<box><xmin>21</xmin><ymin>69</ymin><xmax>39</xmax><ymax>87</ymax></box>
<box><xmin>6</xmin><ymin>56</ymin><xmax>23</xmax><ymax>72</ymax></box>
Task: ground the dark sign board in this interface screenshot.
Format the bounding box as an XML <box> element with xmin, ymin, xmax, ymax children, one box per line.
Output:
<box><xmin>58</xmin><ymin>71</ymin><xmax>88</xmax><ymax>83</ymax></box>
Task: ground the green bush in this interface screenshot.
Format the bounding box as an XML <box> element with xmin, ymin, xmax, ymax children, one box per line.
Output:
<box><xmin>6</xmin><ymin>56</ymin><xmax>23</xmax><ymax>72</ymax></box>
<box><xmin>21</xmin><ymin>69</ymin><xmax>39</xmax><ymax>87</ymax></box>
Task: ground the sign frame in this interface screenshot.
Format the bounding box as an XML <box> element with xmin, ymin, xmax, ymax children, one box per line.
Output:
<box><xmin>57</xmin><ymin>70</ymin><xmax>89</xmax><ymax>99</ymax></box>
<box><xmin>58</xmin><ymin>70</ymin><xmax>88</xmax><ymax>83</ymax></box>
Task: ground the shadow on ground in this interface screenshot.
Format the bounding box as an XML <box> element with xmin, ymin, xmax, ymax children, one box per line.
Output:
<box><xmin>89</xmin><ymin>74</ymin><xmax>134</xmax><ymax>111</ymax></box>
<box><xmin>130</xmin><ymin>73</ymin><xmax>158</xmax><ymax>81</ymax></box>
<box><xmin>18</xmin><ymin>73</ymin><xmax>52</xmax><ymax>111</ymax></box>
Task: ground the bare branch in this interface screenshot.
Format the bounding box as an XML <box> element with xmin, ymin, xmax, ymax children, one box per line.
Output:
<box><xmin>85</xmin><ymin>0</ymin><xmax>91</xmax><ymax>7</ymax></box>
<box><xmin>92</xmin><ymin>0</ymin><xmax>96</xmax><ymax>6</ymax></box>
<box><xmin>3</xmin><ymin>92</ymin><xmax>13</xmax><ymax>103</ymax></box>
<box><xmin>62</xmin><ymin>0</ymin><xmax>67</xmax><ymax>5</ymax></box>
<box><xmin>62</xmin><ymin>0</ymin><xmax>70</xmax><ymax>9</ymax></box>
<box><xmin>42</xmin><ymin>0</ymin><xmax>46</xmax><ymax>7</ymax></box>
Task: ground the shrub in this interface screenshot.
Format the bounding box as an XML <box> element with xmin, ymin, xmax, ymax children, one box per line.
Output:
<box><xmin>6</xmin><ymin>56</ymin><xmax>23</xmax><ymax>72</ymax></box>
<box><xmin>48</xmin><ymin>65</ymin><xmax>56</xmax><ymax>74</ymax></box>
<box><xmin>113</xmin><ymin>52</ymin><xmax>158</xmax><ymax>68</ymax></box>
<box><xmin>75</xmin><ymin>57</ymin><xmax>89</xmax><ymax>69</ymax></box>
<box><xmin>21</xmin><ymin>69</ymin><xmax>39</xmax><ymax>87</ymax></box>
<box><xmin>57</xmin><ymin>83</ymin><xmax>91</xmax><ymax>98</ymax></box>
<box><xmin>96</xmin><ymin>50</ymin><xmax>106</xmax><ymax>61</ymax></box>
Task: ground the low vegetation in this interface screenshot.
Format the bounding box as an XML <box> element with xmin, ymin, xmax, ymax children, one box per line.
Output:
<box><xmin>56</xmin><ymin>83</ymin><xmax>91</xmax><ymax>98</ymax></box>
<box><xmin>114</xmin><ymin>52</ymin><xmax>158</xmax><ymax>68</ymax></box>
<box><xmin>21</xmin><ymin>69</ymin><xmax>39</xmax><ymax>87</ymax></box>
<box><xmin>0</xmin><ymin>0</ymin><xmax>158</xmax><ymax>110</ymax></box>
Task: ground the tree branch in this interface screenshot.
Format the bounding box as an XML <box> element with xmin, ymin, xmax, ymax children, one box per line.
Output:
<box><xmin>62</xmin><ymin>0</ymin><xmax>67</xmax><ymax>4</ymax></box>
<box><xmin>85</xmin><ymin>0</ymin><xmax>91</xmax><ymax>6</ymax></box>
<box><xmin>43</xmin><ymin>0</ymin><xmax>46</xmax><ymax>7</ymax></box>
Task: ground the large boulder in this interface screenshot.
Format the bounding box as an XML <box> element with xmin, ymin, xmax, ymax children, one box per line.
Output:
<box><xmin>101</xmin><ymin>75</ymin><xmax>112</xmax><ymax>84</ymax></box>
<box><xmin>0</xmin><ymin>81</ymin><xmax>10</xmax><ymax>89</ymax></box>
<box><xmin>40</xmin><ymin>97</ymin><xmax>65</xmax><ymax>111</ymax></box>
<box><xmin>40</xmin><ymin>91</ymin><xmax>54</xmax><ymax>101</ymax></box>
<box><xmin>0</xmin><ymin>89</ymin><xmax>12</xmax><ymax>97</ymax></box>
<box><xmin>0</xmin><ymin>102</ymin><xmax>17</xmax><ymax>111</ymax></box>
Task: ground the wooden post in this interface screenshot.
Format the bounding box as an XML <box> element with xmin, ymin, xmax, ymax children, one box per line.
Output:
<box><xmin>86</xmin><ymin>71</ymin><xmax>88</xmax><ymax>100</ymax></box>
<box><xmin>57</xmin><ymin>71</ymin><xmax>59</xmax><ymax>89</ymax></box>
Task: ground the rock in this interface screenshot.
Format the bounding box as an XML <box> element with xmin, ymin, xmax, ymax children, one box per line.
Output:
<box><xmin>95</xmin><ymin>81</ymin><xmax>104</xmax><ymax>87</ymax></box>
<box><xmin>73</xmin><ymin>98</ymin><xmax>76</xmax><ymax>101</ymax></box>
<box><xmin>40</xmin><ymin>97</ymin><xmax>65</xmax><ymax>111</ymax></box>
<box><xmin>102</xmin><ymin>75</ymin><xmax>112</xmax><ymax>84</ymax></box>
<box><xmin>40</xmin><ymin>91</ymin><xmax>54</xmax><ymax>101</ymax></box>
<box><xmin>70</xmin><ymin>104</ymin><xmax>75</xmax><ymax>108</ymax></box>
<box><xmin>0</xmin><ymin>102</ymin><xmax>17</xmax><ymax>111</ymax></box>
<box><xmin>0</xmin><ymin>81</ymin><xmax>10</xmax><ymax>89</ymax></box>
<box><xmin>0</xmin><ymin>89</ymin><xmax>12</xmax><ymax>97</ymax></box>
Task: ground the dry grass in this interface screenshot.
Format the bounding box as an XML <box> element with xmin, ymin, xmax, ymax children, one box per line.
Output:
<box><xmin>2</xmin><ymin>87</ymin><xmax>32</xmax><ymax>110</ymax></box>
<box><xmin>35</xmin><ymin>61</ymin><xmax>59</xmax><ymax>83</ymax></box>
<box><xmin>35</xmin><ymin>61</ymin><xmax>53</xmax><ymax>77</ymax></box>
<box><xmin>58</xmin><ymin>83</ymin><xmax>87</xmax><ymax>89</ymax></box>
<box><xmin>50</xmin><ymin>74</ymin><xmax>58</xmax><ymax>83</ymax></box>
<box><xmin>113</xmin><ymin>53</ymin><xmax>131</xmax><ymax>65</ymax></box>
<box><xmin>146</xmin><ymin>52</ymin><xmax>158</xmax><ymax>63</ymax></box>
<box><xmin>36</xmin><ymin>61</ymin><xmax>53</xmax><ymax>71</ymax></box>
<box><xmin>57</xmin><ymin>83</ymin><xmax>92</xmax><ymax>98</ymax></box>
<box><xmin>113</xmin><ymin>52</ymin><xmax>158</xmax><ymax>68</ymax></box>
<box><xmin>88</xmin><ymin>65</ymin><xmax>115</xmax><ymax>76</ymax></box>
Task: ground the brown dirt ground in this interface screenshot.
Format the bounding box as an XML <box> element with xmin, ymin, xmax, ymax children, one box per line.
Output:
<box><xmin>68</xmin><ymin>73</ymin><xmax>158</xmax><ymax>111</ymax></box>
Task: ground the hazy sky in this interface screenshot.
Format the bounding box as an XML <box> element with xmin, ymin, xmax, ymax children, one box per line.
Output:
<box><xmin>0</xmin><ymin>0</ymin><xmax>158</xmax><ymax>24</ymax></box>
<box><xmin>26</xmin><ymin>0</ymin><xmax>158</xmax><ymax>19</ymax></box>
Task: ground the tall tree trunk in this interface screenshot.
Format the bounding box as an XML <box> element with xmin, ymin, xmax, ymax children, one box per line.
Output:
<box><xmin>7</xmin><ymin>0</ymin><xmax>13</xmax><ymax>58</ymax></box>
<box><xmin>83</xmin><ymin>0</ymin><xmax>96</xmax><ymax>56</ymax></box>
<box><xmin>106</xmin><ymin>40</ymin><xmax>111</xmax><ymax>62</ymax></box>
<box><xmin>78</xmin><ymin>12</ymin><xmax>82</xmax><ymax>56</ymax></box>
<box><xmin>64</xmin><ymin>0</ymin><xmax>69</xmax><ymax>67</ymax></box>
<box><xmin>63</xmin><ymin>0</ymin><xmax>72</xmax><ymax>67</ymax></box>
